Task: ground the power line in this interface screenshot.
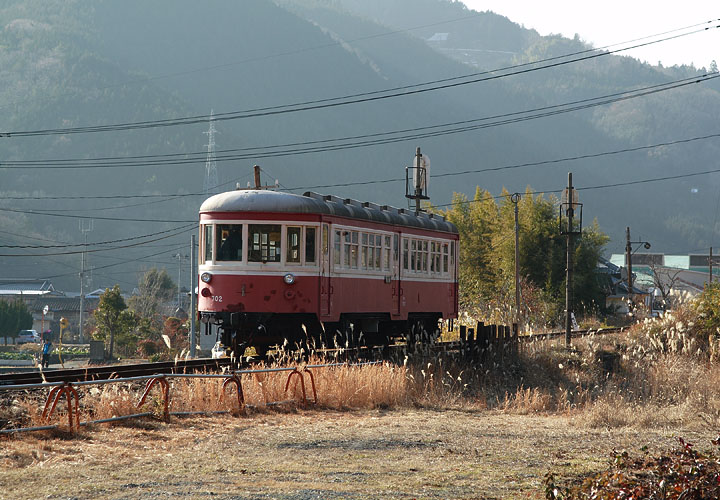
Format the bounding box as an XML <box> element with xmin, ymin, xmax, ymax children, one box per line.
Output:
<box><xmin>3</xmin><ymin>127</ymin><xmax>720</xmax><ymax>219</ymax></box>
<box><xmin>289</xmin><ymin>131</ymin><xmax>720</xmax><ymax>191</ymax></box>
<box><xmin>433</xmin><ymin>165</ymin><xmax>720</xmax><ymax>208</ymax></box>
<box><xmin>0</xmin><ymin>225</ymin><xmax>194</xmax><ymax>256</ymax></box>
<box><xmin>1</xmin><ymin>22</ymin><xmax>715</xmax><ymax>138</ymax></box>
<box><xmin>0</xmin><ymin>223</ymin><xmax>195</xmax><ymax>248</ymax></box>
<box><xmin>43</xmin><ymin>245</ymin><xmax>187</xmax><ymax>279</ymax></box>
<box><xmin>0</xmin><ymin>206</ymin><xmax>195</xmax><ymax>223</ymax></box>
<box><xmin>3</xmin><ymin>73</ymin><xmax>716</xmax><ymax>170</ymax></box>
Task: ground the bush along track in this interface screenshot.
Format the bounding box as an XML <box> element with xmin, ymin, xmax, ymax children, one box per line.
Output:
<box><xmin>546</xmin><ymin>436</ymin><xmax>720</xmax><ymax>499</ymax></box>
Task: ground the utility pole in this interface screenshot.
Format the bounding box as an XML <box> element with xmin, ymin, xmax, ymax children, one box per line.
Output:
<box><xmin>405</xmin><ymin>147</ymin><xmax>430</xmax><ymax>215</ymax></box>
<box><xmin>710</xmin><ymin>247</ymin><xmax>714</xmax><ymax>285</ymax></box>
<box><xmin>564</xmin><ymin>174</ymin><xmax>574</xmax><ymax>347</ymax></box>
<box><xmin>625</xmin><ymin>227</ymin><xmax>633</xmax><ymax>304</ymax></box>
<box><xmin>79</xmin><ymin>220</ymin><xmax>93</xmax><ymax>344</ymax></box>
<box><xmin>560</xmin><ymin>173</ymin><xmax>582</xmax><ymax>346</ymax></box>
<box><xmin>190</xmin><ymin>234</ymin><xmax>197</xmax><ymax>358</ymax></box>
<box><xmin>511</xmin><ymin>193</ymin><xmax>521</xmax><ymax>327</ymax></box>
<box><xmin>414</xmin><ymin>148</ymin><xmax>422</xmax><ymax>215</ymax></box>
<box><xmin>624</xmin><ymin>228</ymin><xmax>651</xmax><ymax>309</ymax></box>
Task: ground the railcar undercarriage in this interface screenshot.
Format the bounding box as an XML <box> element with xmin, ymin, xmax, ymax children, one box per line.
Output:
<box><xmin>200</xmin><ymin>311</ymin><xmax>441</xmax><ymax>357</ymax></box>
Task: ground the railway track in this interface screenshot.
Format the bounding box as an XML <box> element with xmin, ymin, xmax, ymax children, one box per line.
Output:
<box><xmin>0</xmin><ymin>357</ymin><xmax>233</xmax><ymax>387</ymax></box>
<box><xmin>0</xmin><ymin>327</ymin><xmax>626</xmax><ymax>387</ymax></box>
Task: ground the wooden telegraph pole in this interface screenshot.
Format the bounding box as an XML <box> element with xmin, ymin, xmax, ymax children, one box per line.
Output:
<box><xmin>511</xmin><ymin>193</ymin><xmax>521</xmax><ymax>327</ymax></box>
<box><xmin>561</xmin><ymin>173</ymin><xmax>582</xmax><ymax>347</ymax></box>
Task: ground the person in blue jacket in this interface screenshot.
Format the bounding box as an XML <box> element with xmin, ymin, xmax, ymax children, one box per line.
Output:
<box><xmin>42</xmin><ymin>338</ymin><xmax>52</xmax><ymax>368</ymax></box>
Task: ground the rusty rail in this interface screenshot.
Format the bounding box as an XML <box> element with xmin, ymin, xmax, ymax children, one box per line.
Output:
<box><xmin>0</xmin><ymin>361</ymin><xmax>380</xmax><ymax>434</ymax></box>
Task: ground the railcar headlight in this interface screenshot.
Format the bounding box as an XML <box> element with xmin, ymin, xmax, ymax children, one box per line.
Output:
<box><xmin>200</xmin><ymin>272</ymin><xmax>212</xmax><ymax>283</ymax></box>
<box><xmin>283</xmin><ymin>273</ymin><xmax>296</xmax><ymax>285</ymax></box>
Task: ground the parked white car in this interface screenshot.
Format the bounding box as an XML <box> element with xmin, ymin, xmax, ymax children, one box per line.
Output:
<box><xmin>17</xmin><ymin>329</ymin><xmax>40</xmax><ymax>344</ymax></box>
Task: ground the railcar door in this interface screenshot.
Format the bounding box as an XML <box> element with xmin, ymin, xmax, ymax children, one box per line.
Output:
<box><xmin>320</xmin><ymin>223</ymin><xmax>331</xmax><ymax>316</ymax></box>
<box><xmin>392</xmin><ymin>233</ymin><xmax>401</xmax><ymax>316</ymax></box>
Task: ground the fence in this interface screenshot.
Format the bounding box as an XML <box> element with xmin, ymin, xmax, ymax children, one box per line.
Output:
<box><xmin>0</xmin><ymin>361</ymin><xmax>379</xmax><ymax>435</ymax></box>
<box><xmin>458</xmin><ymin>322</ymin><xmax>519</xmax><ymax>363</ymax></box>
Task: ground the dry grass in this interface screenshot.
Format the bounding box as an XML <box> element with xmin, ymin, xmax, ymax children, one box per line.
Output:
<box><xmin>6</xmin><ymin>329</ymin><xmax>720</xmax><ymax>433</ymax></box>
<box><xmin>2</xmin><ymin>409</ymin><xmax>716</xmax><ymax>500</ymax></box>
<box><xmin>5</xmin><ymin>315</ymin><xmax>720</xmax><ymax>498</ymax></box>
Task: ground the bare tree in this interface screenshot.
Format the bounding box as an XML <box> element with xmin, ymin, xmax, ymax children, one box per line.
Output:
<box><xmin>648</xmin><ymin>263</ymin><xmax>684</xmax><ymax>310</ymax></box>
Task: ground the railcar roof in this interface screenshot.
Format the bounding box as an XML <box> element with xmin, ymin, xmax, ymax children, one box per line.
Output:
<box><xmin>200</xmin><ymin>190</ymin><xmax>458</xmax><ymax>234</ymax></box>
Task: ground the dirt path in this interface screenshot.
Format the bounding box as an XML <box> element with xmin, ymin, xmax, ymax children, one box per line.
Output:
<box><xmin>1</xmin><ymin>408</ymin><xmax>714</xmax><ymax>499</ymax></box>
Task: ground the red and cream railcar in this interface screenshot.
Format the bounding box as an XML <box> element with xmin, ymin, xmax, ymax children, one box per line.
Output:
<box><xmin>198</xmin><ymin>189</ymin><xmax>458</xmax><ymax>354</ymax></box>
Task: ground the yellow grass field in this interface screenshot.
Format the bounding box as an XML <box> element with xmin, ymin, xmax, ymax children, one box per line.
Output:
<box><xmin>2</xmin><ymin>408</ymin><xmax>716</xmax><ymax>500</ymax></box>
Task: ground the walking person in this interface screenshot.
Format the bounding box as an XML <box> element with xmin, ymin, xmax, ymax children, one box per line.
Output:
<box><xmin>42</xmin><ymin>338</ymin><xmax>52</xmax><ymax>368</ymax></box>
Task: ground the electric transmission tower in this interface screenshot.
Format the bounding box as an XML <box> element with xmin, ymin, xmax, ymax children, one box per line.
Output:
<box><xmin>203</xmin><ymin>110</ymin><xmax>219</xmax><ymax>195</ymax></box>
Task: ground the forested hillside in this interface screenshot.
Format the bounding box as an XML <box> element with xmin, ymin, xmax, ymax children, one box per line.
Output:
<box><xmin>1</xmin><ymin>0</ymin><xmax>719</xmax><ymax>290</ymax></box>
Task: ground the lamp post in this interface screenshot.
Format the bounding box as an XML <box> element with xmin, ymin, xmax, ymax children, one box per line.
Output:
<box><xmin>560</xmin><ymin>173</ymin><xmax>583</xmax><ymax>346</ymax></box>
<box><xmin>624</xmin><ymin>227</ymin><xmax>651</xmax><ymax>309</ymax></box>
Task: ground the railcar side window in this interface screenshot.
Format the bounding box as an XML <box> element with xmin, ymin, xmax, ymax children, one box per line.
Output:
<box><xmin>216</xmin><ymin>224</ymin><xmax>243</xmax><ymax>262</ymax></box>
<box><xmin>286</xmin><ymin>227</ymin><xmax>301</xmax><ymax>263</ymax></box>
<box><xmin>421</xmin><ymin>240</ymin><xmax>429</xmax><ymax>273</ymax></box>
<box><xmin>334</xmin><ymin>230</ymin><xmax>341</xmax><ymax>266</ymax></box>
<box><xmin>248</xmin><ymin>224</ymin><xmax>281</xmax><ymax>263</ymax></box>
<box><xmin>203</xmin><ymin>225</ymin><xmax>213</xmax><ymax>262</ymax></box>
<box><xmin>306</xmin><ymin>227</ymin><xmax>317</xmax><ymax>264</ymax></box>
<box><xmin>383</xmin><ymin>235</ymin><xmax>391</xmax><ymax>271</ymax></box>
<box><xmin>403</xmin><ymin>238</ymin><xmax>409</xmax><ymax>270</ymax></box>
<box><xmin>410</xmin><ymin>240</ymin><xmax>417</xmax><ymax>271</ymax></box>
<box><xmin>443</xmin><ymin>243</ymin><xmax>449</xmax><ymax>273</ymax></box>
<box><xmin>361</xmin><ymin>233</ymin><xmax>369</xmax><ymax>269</ymax></box>
<box><xmin>374</xmin><ymin>235</ymin><xmax>382</xmax><ymax>269</ymax></box>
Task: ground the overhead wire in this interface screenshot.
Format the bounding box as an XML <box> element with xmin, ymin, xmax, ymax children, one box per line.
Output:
<box><xmin>42</xmin><ymin>245</ymin><xmax>188</xmax><ymax>279</ymax></box>
<box><xmin>3</xmin><ymin>73</ymin><xmax>717</xmax><ymax>171</ymax></box>
<box><xmin>0</xmin><ymin>206</ymin><xmax>195</xmax><ymax>223</ymax></box>
<box><xmin>0</xmin><ymin>225</ymin><xmax>194</xmax><ymax>256</ymax></box>
<box><xmin>0</xmin><ymin>223</ymin><xmax>195</xmax><ymax>249</ymax></box>
<box><xmin>3</xmin><ymin>128</ymin><xmax>720</xmax><ymax>218</ymax></box>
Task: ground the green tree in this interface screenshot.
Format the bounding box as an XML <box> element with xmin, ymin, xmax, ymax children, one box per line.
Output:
<box><xmin>0</xmin><ymin>300</ymin><xmax>33</xmax><ymax>345</ymax></box>
<box><xmin>444</xmin><ymin>186</ymin><xmax>609</xmax><ymax>327</ymax></box>
<box><xmin>443</xmin><ymin>188</ymin><xmax>499</xmax><ymax>309</ymax></box>
<box><xmin>127</xmin><ymin>268</ymin><xmax>175</xmax><ymax>340</ymax></box>
<box><xmin>94</xmin><ymin>285</ymin><xmax>135</xmax><ymax>359</ymax></box>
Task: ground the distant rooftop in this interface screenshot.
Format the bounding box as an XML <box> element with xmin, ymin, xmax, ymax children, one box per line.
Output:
<box><xmin>0</xmin><ymin>279</ymin><xmax>56</xmax><ymax>296</ymax></box>
<box><xmin>609</xmin><ymin>253</ymin><xmax>719</xmax><ymax>271</ymax></box>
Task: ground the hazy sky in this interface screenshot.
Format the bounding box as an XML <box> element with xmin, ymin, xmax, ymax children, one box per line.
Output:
<box><xmin>462</xmin><ymin>1</ymin><xmax>719</xmax><ymax>69</ymax></box>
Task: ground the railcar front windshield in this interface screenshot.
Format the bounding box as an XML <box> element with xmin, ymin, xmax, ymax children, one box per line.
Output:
<box><xmin>248</xmin><ymin>224</ymin><xmax>282</xmax><ymax>263</ymax></box>
<box><xmin>216</xmin><ymin>224</ymin><xmax>243</xmax><ymax>261</ymax></box>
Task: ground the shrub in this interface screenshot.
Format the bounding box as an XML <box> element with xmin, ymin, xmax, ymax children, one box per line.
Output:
<box><xmin>136</xmin><ymin>339</ymin><xmax>159</xmax><ymax>358</ymax></box>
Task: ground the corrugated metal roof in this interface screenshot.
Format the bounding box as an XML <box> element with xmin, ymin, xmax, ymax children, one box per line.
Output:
<box><xmin>200</xmin><ymin>190</ymin><xmax>459</xmax><ymax>234</ymax></box>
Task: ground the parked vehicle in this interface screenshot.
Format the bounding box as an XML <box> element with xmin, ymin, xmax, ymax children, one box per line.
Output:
<box><xmin>16</xmin><ymin>329</ymin><xmax>40</xmax><ymax>344</ymax></box>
